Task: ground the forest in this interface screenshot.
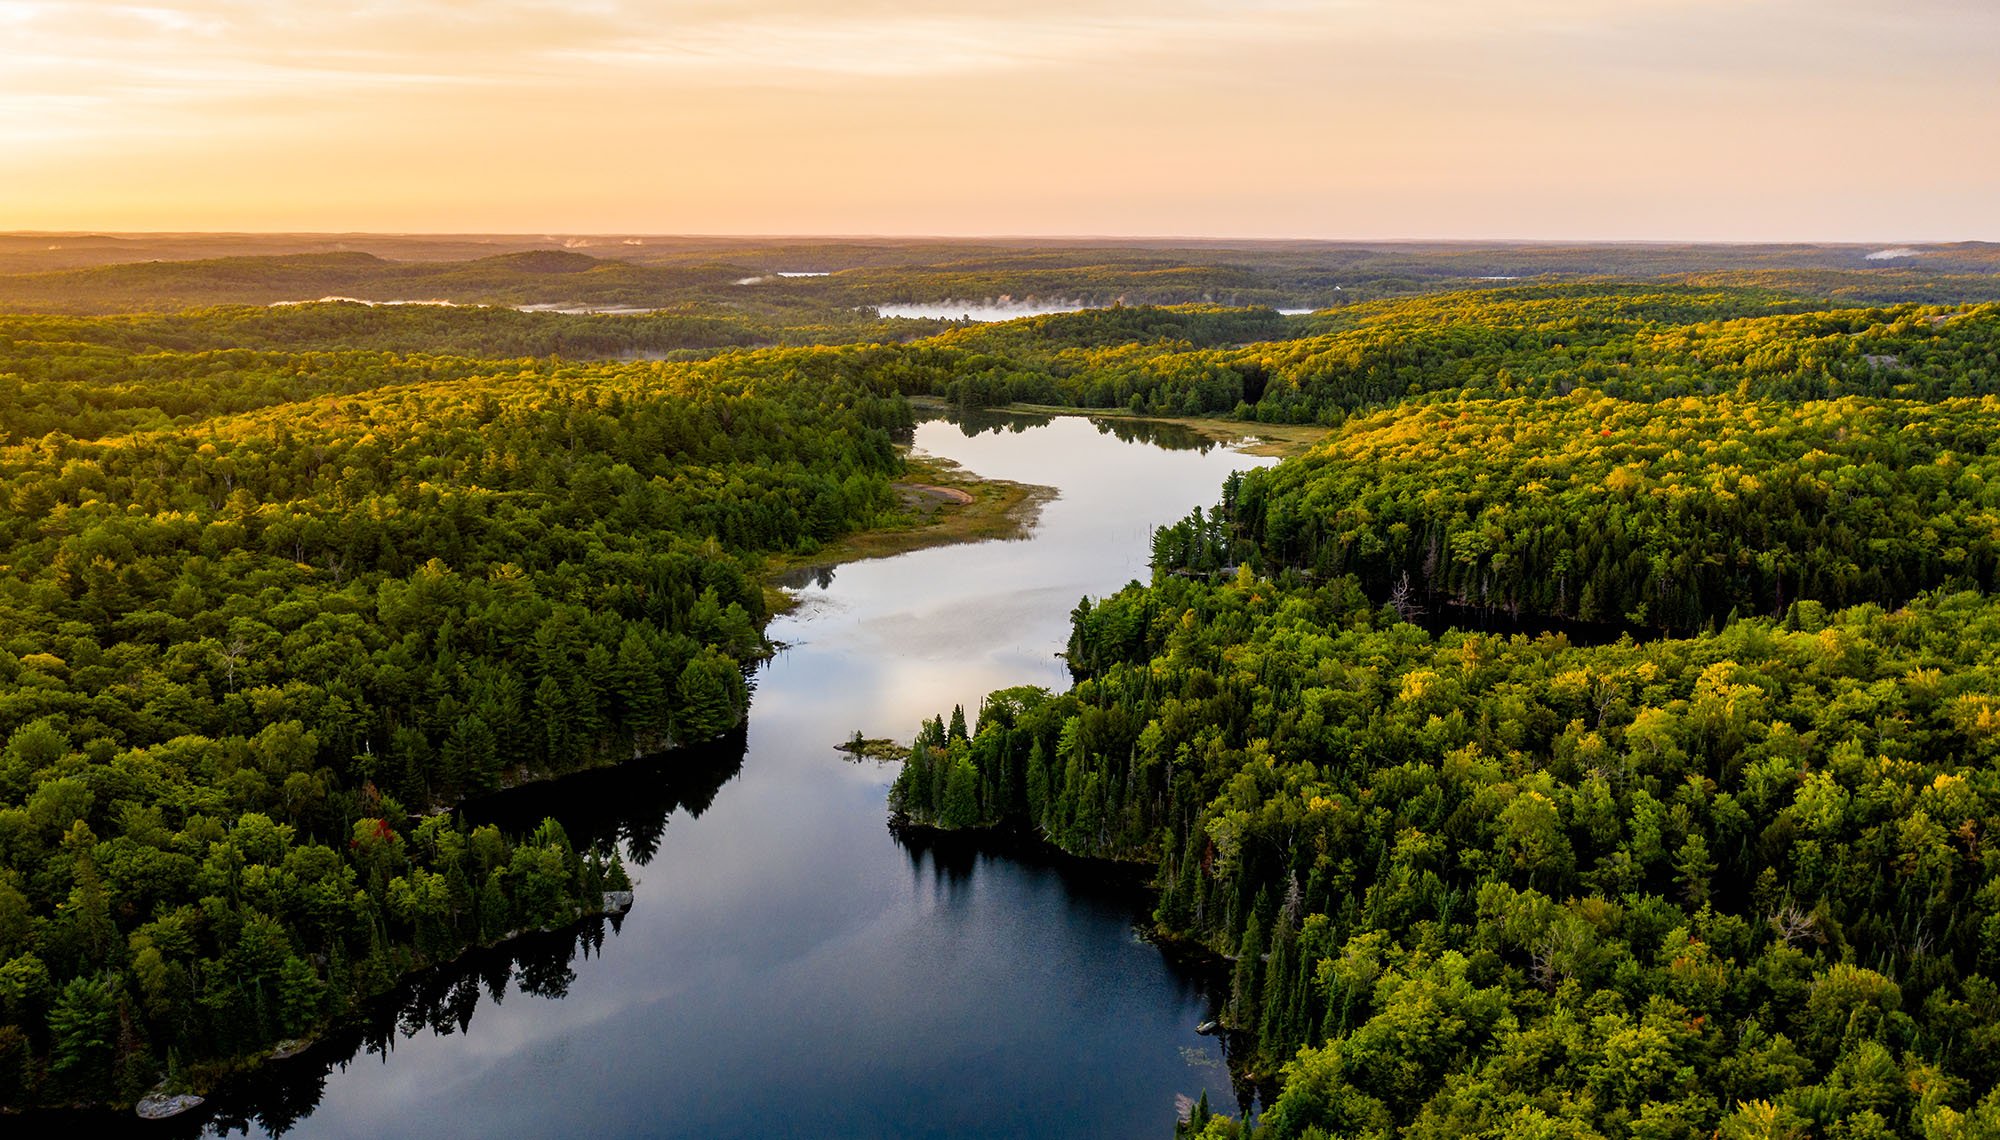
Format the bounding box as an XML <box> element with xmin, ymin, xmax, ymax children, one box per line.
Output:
<box><xmin>885</xmin><ymin>287</ymin><xmax>2000</xmax><ymax>1138</ymax></box>
<box><xmin>6</xmin><ymin>236</ymin><xmax>2000</xmax><ymax>317</ymax></box>
<box><xmin>9</xmin><ymin>250</ymin><xmax>2000</xmax><ymax>1131</ymax></box>
<box><xmin>899</xmin><ymin>577</ymin><xmax>2000</xmax><ymax>1138</ymax></box>
<box><xmin>0</xmin><ymin>315</ymin><xmax>931</xmax><ymax>1107</ymax></box>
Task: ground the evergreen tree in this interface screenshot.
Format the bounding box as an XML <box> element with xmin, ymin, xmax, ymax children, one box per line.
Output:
<box><xmin>941</xmin><ymin>755</ymin><xmax>982</xmax><ymax>830</ymax></box>
<box><xmin>1228</xmin><ymin>913</ymin><xmax>1265</xmax><ymax>1031</ymax></box>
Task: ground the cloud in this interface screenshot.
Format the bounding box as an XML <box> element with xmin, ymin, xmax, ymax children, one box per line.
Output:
<box><xmin>0</xmin><ymin>0</ymin><xmax>1779</xmax><ymax>100</ymax></box>
<box><xmin>2</xmin><ymin>0</ymin><xmax>1993</xmax><ymax>237</ymax></box>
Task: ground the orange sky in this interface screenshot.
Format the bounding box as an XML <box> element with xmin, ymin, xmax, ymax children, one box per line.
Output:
<box><xmin>2</xmin><ymin>0</ymin><xmax>1995</xmax><ymax>240</ymax></box>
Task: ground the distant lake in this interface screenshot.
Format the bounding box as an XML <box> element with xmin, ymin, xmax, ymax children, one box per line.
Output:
<box><xmin>876</xmin><ymin>300</ymin><xmax>1090</xmax><ymax>321</ymax></box>
<box><xmin>735</xmin><ymin>271</ymin><xmax>835</xmax><ymax>284</ymax></box>
<box><xmin>170</xmin><ymin>412</ymin><xmax>1273</xmax><ymax>1140</ymax></box>
<box><xmin>880</xmin><ymin>301</ymin><xmax>1331</xmax><ymax>321</ymax></box>
<box><xmin>514</xmin><ymin>302</ymin><xmax>662</xmax><ymax>315</ymax></box>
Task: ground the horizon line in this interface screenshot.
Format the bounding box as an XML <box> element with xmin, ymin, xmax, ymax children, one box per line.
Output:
<box><xmin>5</xmin><ymin>231</ymin><xmax>1996</xmax><ymax>248</ymax></box>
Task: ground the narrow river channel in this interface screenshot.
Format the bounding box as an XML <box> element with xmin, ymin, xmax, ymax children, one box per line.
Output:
<box><xmin>192</xmin><ymin>412</ymin><xmax>1277</xmax><ymax>1139</ymax></box>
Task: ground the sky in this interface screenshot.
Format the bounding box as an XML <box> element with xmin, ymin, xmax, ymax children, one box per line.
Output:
<box><xmin>1</xmin><ymin>0</ymin><xmax>1995</xmax><ymax>240</ymax></box>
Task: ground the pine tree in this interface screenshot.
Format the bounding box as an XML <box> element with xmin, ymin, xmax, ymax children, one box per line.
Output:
<box><xmin>674</xmin><ymin>648</ymin><xmax>740</xmax><ymax>743</ymax></box>
<box><xmin>1180</xmin><ymin>834</ymin><xmax>1205</xmax><ymax>929</ymax></box>
<box><xmin>1258</xmin><ymin>916</ymin><xmax>1298</xmax><ymax>1058</ymax></box>
<box><xmin>1026</xmin><ymin>739</ymin><xmax>1052</xmax><ymax>828</ymax></box>
<box><xmin>1228</xmin><ymin>912</ymin><xmax>1265</xmax><ymax>1030</ymax></box>
<box><xmin>47</xmin><ymin>974</ymin><xmax>116</xmax><ymax>1095</ymax></box>
<box><xmin>941</xmin><ymin>755</ymin><xmax>981</xmax><ymax>829</ymax></box>
<box><xmin>890</xmin><ymin>742</ymin><xmax>933</xmax><ymax>820</ymax></box>
<box><xmin>1154</xmin><ymin>842</ymin><xmax>1183</xmax><ymax>929</ymax></box>
<box><xmin>479</xmin><ymin>870</ymin><xmax>512</xmax><ymax>941</ymax></box>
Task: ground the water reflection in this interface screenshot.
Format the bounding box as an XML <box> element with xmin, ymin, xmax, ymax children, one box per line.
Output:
<box><xmin>771</xmin><ymin>564</ymin><xmax>837</xmax><ymax>592</ymax></box>
<box><xmin>465</xmin><ymin>726</ymin><xmax>750</xmax><ymax>864</ymax></box>
<box><xmin>61</xmin><ymin>920</ymin><xmax>627</xmax><ymax>1140</ymax></box>
<box><xmin>875</xmin><ymin>300</ymin><xmax>1088</xmax><ymax>322</ymax></box>
<box><xmin>1083</xmin><ymin>417</ymin><xmax>1221</xmax><ymax>453</ymax></box>
<box><xmin>128</xmin><ymin>413</ymin><xmax>1277</xmax><ymax>1140</ymax></box>
<box><xmin>946</xmin><ymin>407</ymin><xmax>1223</xmax><ymax>454</ymax></box>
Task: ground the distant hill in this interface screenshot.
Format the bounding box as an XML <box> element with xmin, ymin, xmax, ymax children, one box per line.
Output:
<box><xmin>0</xmin><ymin>238</ymin><xmax>1996</xmax><ymax>315</ymax></box>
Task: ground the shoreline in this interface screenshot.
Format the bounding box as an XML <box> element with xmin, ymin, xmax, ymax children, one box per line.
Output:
<box><xmin>11</xmin><ymin>899</ymin><xmax>636</xmax><ymax>1122</ymax></box>
<box><xmin>997</xmin><ymin>403</ymin><xmax>1332</xmax><ymax>458</ymax></box>
<box><xmin>762</xmin><ymin>449</ymin><xmax>1057</xmax><ymax>614</ymax></box>
<box><xmin>89</xmin><ymin>444</ymin><xmax>1056</xmax><ymax>1116</ymax></box>
<box><xmin>762</xmin><ymin>399</ymin><xmax>1321</xmax><ymax>616</ymax></box>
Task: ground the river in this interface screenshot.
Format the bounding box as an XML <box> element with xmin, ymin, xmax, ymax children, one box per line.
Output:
<box><xmin>182</xmin><ymin>412</ymin><xmax>1276</xmax><ymax>1139</ymax></box>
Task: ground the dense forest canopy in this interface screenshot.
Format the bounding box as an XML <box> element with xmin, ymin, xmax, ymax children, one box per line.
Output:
<box><xmin>9</xmin><ymin>248</ymin><xmax>2000</xmax><ymax>1130</ymax></box>
<box><xmin>904</xmin><ymin>576</ymin><xmax>2000</xmax><ymax>1139</ymax></box>
<box><xmin>0</xmin><ymin>321</ymin><xmax>931</xmax><ymax>1107</ymax></box>
<box><xmin>880</xmin><ymin>279</ymin><xmax>2000</xmax><ymax>1139</ymax></box>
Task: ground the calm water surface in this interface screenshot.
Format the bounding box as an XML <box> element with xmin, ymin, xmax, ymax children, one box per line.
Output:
<box><xmin>875</xmin><ymin>300</ymin><xmax>1089</xmax><ymax>321</ymax></box>
<box><xmin>199</xmin><ymin>413</ymin><xmax>1273</xmax><ymax>1139</ymax></box>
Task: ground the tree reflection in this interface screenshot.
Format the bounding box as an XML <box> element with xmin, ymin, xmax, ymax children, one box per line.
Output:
<box><xmin>937</xmin><ymin>406</ymin><xmax>1223</xmax><ymax>452</ymax></box>
<box><xmin>96</xmin><ymin>729</ymin><xmax>758</xmax><ymax>1138</ymax></box>
<box><xmin>461</xmin><ymin>725</ymin><xmax>748</xmax><ymax>865</ymax></box>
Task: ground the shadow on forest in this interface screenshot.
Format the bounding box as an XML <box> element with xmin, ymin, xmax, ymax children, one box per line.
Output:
<box><xmin>37</xmin><ymin>729</ymin><xmax>750</xmax><ymax>1139</ymax></box>
<box><xmin>1402</xmin><ymin>599</ymin><xmax>1639</xmax><ymax>646</ymax></box>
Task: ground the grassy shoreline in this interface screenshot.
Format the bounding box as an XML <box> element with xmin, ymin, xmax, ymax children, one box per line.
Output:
<box><xmin>762</xmin><ymin>450</ymin><xmax>1056</xmax><ymax>614</ymax></box>
<box><xmin>759</xmin><ymin>399</ymin><xmax>1325</xmax><ymax>614</ymax></box>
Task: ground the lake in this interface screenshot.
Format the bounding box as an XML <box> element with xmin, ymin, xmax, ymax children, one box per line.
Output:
<box><xmin>875</xmin><ymin>300</ymin><xmax>1089</xmax><ymax>321</ymax></box>
<box><xmin>179</xmin><ymin>412</ymin><xmax>1275</xmax><ymax>1139</ymax></box>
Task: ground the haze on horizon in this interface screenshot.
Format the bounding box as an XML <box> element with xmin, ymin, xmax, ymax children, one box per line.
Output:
<box><xmin>2</xmin><ymin>0</ymin><xmax>1995</xmax><ymax>243</ymax></box>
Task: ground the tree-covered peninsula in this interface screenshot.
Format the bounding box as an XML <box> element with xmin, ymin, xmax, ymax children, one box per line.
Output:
<box><xmin>0</xmin><ymin>315</ymin><xmax>930</xmax><ymax>1107</ymax></box>
<box><xmin>7</xmin><ymin>262</ymin><xmax>2000</xmax><ymax>1130</ymax></box>
<box><xmin>895</xmin><ymin>296</ymin><xmax>2000</xmax><ymax>1138</ymax></box>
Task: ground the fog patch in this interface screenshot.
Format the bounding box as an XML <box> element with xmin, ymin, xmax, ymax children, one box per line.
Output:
<box><xmin>1866</xmin><ymin>247</ymin><xmax>1921</xmax><ymax>261</ymax></box>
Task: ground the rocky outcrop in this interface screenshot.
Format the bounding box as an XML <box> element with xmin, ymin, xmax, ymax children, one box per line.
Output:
<box><xmin>135</xmin><ymin>1092</ymin><xmax>205</xmax><ymax>1120</ymax></box>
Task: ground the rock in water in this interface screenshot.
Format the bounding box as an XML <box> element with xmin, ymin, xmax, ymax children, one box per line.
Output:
<box><xmin>602</xmin><ymin>890</ymin><xmax>635</xmax><ymax>914</ymax></box>
<box><xmin>136</xmin><ymin>1092</ymin><xmax>205</xmax><ymax>1120</ymax></box>
<box><xmin>270</xmin><ymin>1038</ymin><xmax>314</xmax><ymax>1061</ymax></box>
